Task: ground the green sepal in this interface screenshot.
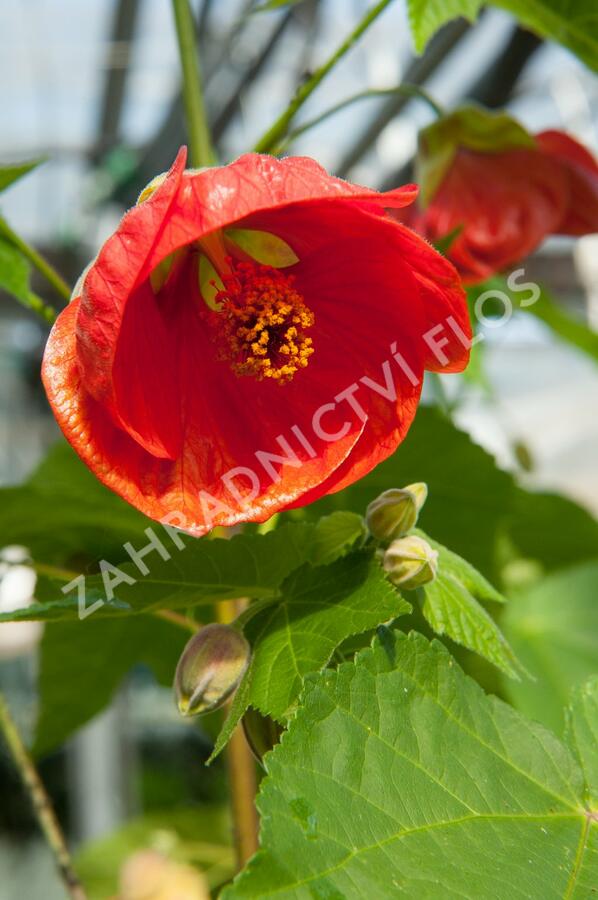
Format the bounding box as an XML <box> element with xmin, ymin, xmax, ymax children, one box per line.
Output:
<box><xmin>417</xmin><ymin>104</ymin><xmax>536</xmax><ymax>206</ymax></box>
<box><xmin>198</xmin><ymin>253</ymin><xmax>225</xmax><ymax>310</ymax></box>
<box><xmin>225</xmin><ymin>228</ymin><xmax>299</xmax><ymax>268</ymax></box>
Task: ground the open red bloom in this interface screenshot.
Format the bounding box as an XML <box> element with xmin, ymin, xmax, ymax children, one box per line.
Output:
<box><xmin>43</xmin><ymin>150</ymin><xmax>469</xmax><ymax>535</ymax></box>
<box><xmin>414</xmin><ymin>107</ymin><xmax>598</xmax><ymax>284</ymax></box>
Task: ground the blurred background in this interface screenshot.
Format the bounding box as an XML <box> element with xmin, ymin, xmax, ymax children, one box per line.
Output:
<box><xmin>0</xmin><ymin>1</ymin><xmax>597</xmax><ymax>897</ymax></box>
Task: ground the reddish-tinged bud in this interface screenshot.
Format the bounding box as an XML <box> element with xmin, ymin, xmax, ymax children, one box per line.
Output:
<box><xmin>174</xmin><ymin>623</ymin><xmax>250</xmax><ymax>717</ymax></box>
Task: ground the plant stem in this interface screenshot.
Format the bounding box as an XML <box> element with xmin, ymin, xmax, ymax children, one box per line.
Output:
<box><xmin>155</xmin><ymin>608</ymin><xmax>200</xmax><ymax>632</ymax></box>
<box><xmin>0</xmin><ymin>693</ymin><xmax>87</xmax><ymax>900</ymax></box>
<box><xmin>217</xmin><ymin>598</ymin><xmax>259</xmax><ymax>870</ymax></box>
<box><xmin>280</xmin><ymin>84</ymin><xmax>443</xmax><ymax>151</ymax></box>
<box><xmin>253</xmin><ymin>0</ymin><xmax>394</xmax><ymax>154</ymax></box>
<box><xmin>22</xmin><ymin>290</ymin><xmax>57</xmax><ymax>324</ymax></box>
<box><xmin>1</xmin><ymin>218</ymin><xmax>71</xmax><ymax>303</ymax></box>
<box><xmin>171</xmin><ymin>0</ymin><xmax>215</xmax><ymax>168</ymax></box>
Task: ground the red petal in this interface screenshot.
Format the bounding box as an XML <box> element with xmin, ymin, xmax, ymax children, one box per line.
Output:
<box><xmin>76</xmin><ymin>147</ymin><xmax>186</xmax><ymax>456</ymax></box>
<box><xmin>537</xmin><ymin>130</ymin><xmax>598</xmax><ymax>235</ymax></box>
<box><xmin>142</xmin><ymin>155</ymin><xmax>418</xmax><ymax>278</ymax></box>
<box><xmin>421</xmin><ymin>147</ymin><xmax>568</xmax><ymax>283</ymax></box>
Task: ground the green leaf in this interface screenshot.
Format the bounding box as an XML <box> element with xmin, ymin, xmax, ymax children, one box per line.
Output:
<box><xmin>506</xmin><ymin>488</ymin><xmax>598</xmax><ymax>573</ymax></box>
<box><xmin>408</xmin><ymin>0</ymin><xmax>598</xmax><ymax>72</ymax></box>
<box><xmin>0</xmin><ymin>522</ymin><xmax>321</xmax><ymax>623</ymax></box>
<box><xmin>0</xmin><ymin>158</ymin><xmax>44</xmax><ymax>193</ymax></box>
<box><xmin>494</xmin><ymin>0</ymin><xmax>598</xmax><ymax>72</ymax></box>
<box><xmin>0</xmin><ymin>441</ymin><xmax>154</xmax><ymax>568</ymax></box>
<box><xmin>210</xmin><ymin>553</ymin><xmax>410</xmax><ymax>759</ymax></box>
<box><xmin>226</xmin><ymin>629</ymin><xmax>596</xmax><ymax>899</ymax></box>
<box><xmin>34</xmin><ymin>615</ymin><xmax>187</xmax><ymax>756</ymax></box>
<box><xmin>416</xmin><ymin>530</ymin><xmax>521</xmax><ymax>677</ymax></box>
<box><xmin>503</xmin><ymin>561</ymin><xmax>598</xmax><ymax>735</ymax></box>
<box><xmin>522</xmin><ymin>283</ymin><xmax>598</xmax><ymax>365</ymax></box>
<box><xmin>308</xmin><ymin>511</ymin><xmax>366</xmax><ymax>565</ymax></box>
<box><xmin>303</xmin><ymin>407</ymin><xmax>515</xmax><ymax>579</ymax></box>
<box><xmin>0</xmin><ymin>236</ymin><xmax>35</xmax><ymax>304</ymax></box>
<box><xmin>408</xmin><ymin>0</ymin><xmax>482</xmax><ymax>52</ymax></box>
<box><xmin>567</xmin><ymin>677</ymin><xmax>598</xmax><ymax>807</ymax></box>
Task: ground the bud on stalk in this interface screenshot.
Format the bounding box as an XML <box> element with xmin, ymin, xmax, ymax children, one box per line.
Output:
<box><xmin>174</xmin><ymin>623</ymin><xmax>250</xmax><ymax>717</ymax></box>
<box><xmin>365</xmin><ymin>483</ymin><xmax>428</xmax><ymax>542</ymax></box>
<box><xmin>383</xmin><ymin>534</ymin><xmax>438</xmax><ymax>590</ymax></box>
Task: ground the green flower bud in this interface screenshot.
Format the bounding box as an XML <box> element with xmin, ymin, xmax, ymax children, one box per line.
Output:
<box><xmin>365</xmin><ymin>483</ymin><xmax>428</xmax><ymax>541</ymax></box>
<box><xmin>174</xmin><ymin>624</ymin><xmax>250</xmax><ymax>717</ymax></box>
<box><xmin>383</xmin><ymin>534</ymin><xmax>438</xmax><ymax>590</ymax></box>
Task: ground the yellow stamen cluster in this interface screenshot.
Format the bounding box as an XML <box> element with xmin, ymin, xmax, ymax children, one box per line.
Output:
<box><xmin>213</xmin><ymin>261</ymin><xmax>315</xmax><ymax>385</ymax></box>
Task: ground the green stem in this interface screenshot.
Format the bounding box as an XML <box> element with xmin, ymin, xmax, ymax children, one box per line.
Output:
<box><xmin>0</xmin><ymin>218</ymin><xmax>70</xmax><ymax>303</ymax></box>
<box><xmin>217</xmin><ymin>599</ymin><xmax>259</xmax><ymax>870</ymax></box>
<box><xmin>171</xmin><ymin>0</ymin><xmax>215</xmax><ymax>167</ymax></box>
<box><xmin>0</xmin><ymin>693</ymin><xmax>87</xmax><ymax>900</ymax></box>
<box><xmin>21</xmin><ymin>290</ymin><xmax>57</xmax><ymax>324</ymax></box>
<box><xmin>253</xmin><ymin>0</ymin><xmax>394</xmax><ymax>154</ymax></box>
<box><xmin>280</xmin><ymin>84</ymin><xmax>443</xmax><ymax>151</ymax></box>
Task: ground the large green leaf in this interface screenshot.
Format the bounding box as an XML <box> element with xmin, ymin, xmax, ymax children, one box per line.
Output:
<box><xmin>1</xmin><ymin>512</ymin><xmax>370</xmax><ymax>625</ymax></box>
<box><xmin>506</xmin><ymin>488</ymin><xmax>598</xmax><ymax>573</ymax></box>
<box><xmin>408</xmin><ymin>0</ymin><xmax>598</xmax><ymax>72</ymax></box>
<box><xmin>567</xmin><ymin>677</ymin><xmax>598</xmax><ymax>807</ymax></box>
<box><xmin>210</xmin><ymin>554</ymin><xmax>410</xmax><ymax>759</ymax></box>
<box><xmin>227</xmin><ymin>630</ymin><xmax>597</xmax><ymax>898</ymax></box>
<box><xmin>0</xmin><ymin>522</ymin><xmax>323</xmax><ymax>623</ymax></box>
<box><xmin>417</xmin><ymin>530</ymin><xmax>520</xmax><ymax>677</ymax></box>
<box><xmin>503</xmin><ymin>562</ymin><xmax>598</xmax><ymax>735</ymax></box>
<box><xmin>0</xmin><ymin>441</ymin><xmax>153</xmax><ymax>566</ymax></box>
<box><xmin>34</xmin><ymin>615</ymin><xmax>187</xmax><ymax>756</ymax></box>
<box><xmin>303</xmin><ymin>407</ymin><xmax>515</xmax><ymax>578</ymax></box>
<box><xmin>494</xmin><ymin>0</ymin><xmax>598</xmax><ymax>72</ymax></box>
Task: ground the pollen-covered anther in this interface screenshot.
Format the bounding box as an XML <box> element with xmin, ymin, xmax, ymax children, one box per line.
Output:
<box><xmin>213</xmin><ymin>260</ymin><xmax>315</xmax><ymax>384</ymax></box>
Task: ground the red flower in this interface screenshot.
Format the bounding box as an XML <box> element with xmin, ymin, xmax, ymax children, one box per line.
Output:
<box><xmin>413</xmin><ymin>107</ymin><xmax>598</xmax><ymax>283</ymax></box>
<box><xmin>43</xmin><ymin>150</ymin><xmax>469</xmax><ymax>535</ymax></box>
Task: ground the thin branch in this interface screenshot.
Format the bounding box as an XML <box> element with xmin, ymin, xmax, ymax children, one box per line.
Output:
<box><xmin>217</xmin><ymin>598</ymin><xmax>259</xmax><ymax>869</ymax></box>
<box><xmin>171</xmin><ymin>0</ymin><xmax>215</xmax><ymax>167</ymax></box>
<box><xmin>253</xmin><ymin>0</ymin><xmax>394</xmax><ymax>154</ymax></box>
<box><xmin>280</xmin><ymin>84</ymin><xmax>442</xmax><ymax>152</ymax></box>
<box><xmin>12</xmin><ymin>290</ymin><xmax>57</xmax><ymax>325</ymax></box>
<box><xmin>155</xmin><ymin>609</ymin><xmax>200</xmax><ymax>632</ymax></box>
<box><xmin>0</xmin><ymin>693</ymin><xmax>87</xmax><ymax>900</ymax></box>
<box><xmin>0</xmin><ymin>217</ymin><xmax>70</xmax><ymax>303</ymax></box>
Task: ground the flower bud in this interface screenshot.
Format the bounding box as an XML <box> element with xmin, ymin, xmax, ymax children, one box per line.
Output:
<box><xmin>383</xmin><ymin>534</ymin><xmax>438</xmax><ymax>590</ymax></box>
<box><xmin>365</xmin><ymin>483</ymin><xmax>428</xmax><ymax>541</ymax></box>
<box><xmin>174</xmin><ymin>623</ymin><xmax>250</xmax><ymax>717</ymax></box>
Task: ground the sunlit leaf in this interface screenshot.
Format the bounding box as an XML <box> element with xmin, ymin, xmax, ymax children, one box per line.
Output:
<box><xmin>210</xmin><ymin>554</ymin><xmax>410</xmax><ymax>759</ymax></box>
<box><xmin>503</xmin><ymin>561</ymin><xmax>598</xmax><ymax>734</ymax></box>
<box><xmin>417</xmin><ymin>530</ymin><xmax>521</xmax><ymax>677</ymax></box>
<box><xmin>226</xmin><ymin>630</ymin><xmax>597</xmax><ymax>898</ymax></box>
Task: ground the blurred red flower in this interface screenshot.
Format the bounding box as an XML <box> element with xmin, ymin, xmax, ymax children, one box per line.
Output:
<box><xmin>43</xmin><ymin>150</ymin><xmax>469</xmax><ymax>535</ymax></box>
<box><xmin>412</xmin><ymin>107</ymin><xmax>598</xmax><ymax>284</ymax></box>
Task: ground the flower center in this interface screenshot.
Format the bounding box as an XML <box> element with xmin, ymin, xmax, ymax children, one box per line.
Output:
<box><xmin>210</xmin><ymin>260</ymin><xmax>315</xmax><ymax>385</ymax></box>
